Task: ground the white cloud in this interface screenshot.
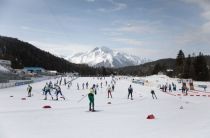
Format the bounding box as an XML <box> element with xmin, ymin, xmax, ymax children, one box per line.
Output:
<box><xmin>116</xmin><ymin>23</ymin><xmax>159</xmax><ymax>34</ymax></box>
<box><xmin>110</xmin><ymin>0</ymin><xmax>127</xmax><ymax>11</ymax></box>
<box><xmin>116</xmin><ymin>47</ymin><xmax>161</xmax><ymax>59</ymax></box>
<box><xmin>112</xmin><ymin>37</ymin><xmax>144</xmax><ymax>47</ymax></box>
<box><xmin>97</xmin><ymin>0</ymin><xmax>127</xmax><ymax>12</ymax></box>
<box><xmin>176</xmin><ymin>0</ymin><xmax>210</xmax><ymax>47</ymax></box>
<box><xmin>29</xmin><ymin>41</ymin><xmax>96</xmax><ymax>57</ymax></box>
<box><xmin>102</xmin><ymin>20</ymin><xmax>161</xmax><ymax>37</ymax></box>
<box><xmin>85</xmin><ymin>0</ymin><xmax>95</xmax><ymax>2</ymax></box>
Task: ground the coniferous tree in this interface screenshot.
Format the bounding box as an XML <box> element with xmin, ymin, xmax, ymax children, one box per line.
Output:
<box><xmin>152</xmin><ymin>63</ymin><xmax>162</xmax><ymax>74</ymax></box>
<box><xmin>182</xmin><ymin>54</ymin><xmax>191</xmax><ymax>78</ymax></box>
<box><xmin>176</xmin><ymin>50</ymin><xmax>185</xmax><ymax>77</ymax></box>
<box><xmin>193</xmin><ymin>52</ymin><xmax>209</xmax><ymax>81</ymax></box>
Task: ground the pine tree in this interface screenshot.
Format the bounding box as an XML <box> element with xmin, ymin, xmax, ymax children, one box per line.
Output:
<box><xmin>194</xmin><ymin>52</ymin><xmax>209</xmax><ymax>81</ymax></box>
<box><xmin>176</xmin><ymin>50</ymin><xmax>185</xmax><ymax>77</ymax></box>
<box><xmin>152</xmin><ymin>64</ymin><xmax>162</xmax><ymax>74</ymax></box>
<box><xmin>182</xmin><ymin>54</ymin><xmax>191</xmax><ymax>78</ymax></box>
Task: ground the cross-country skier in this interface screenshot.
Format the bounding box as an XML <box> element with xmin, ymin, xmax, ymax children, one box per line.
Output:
<box><xmin>43</xmin><ymin>83</ymin><xmax>53</xmax><ymax>100</ymax></box>
<box><xmin>169</xmin><ymin>84</ymin><xmax>172</xmax><ymax>92</ymax></box>
<box><xmin>151</xmin><ymin>89</ymin><xmax>157</xmax><ymax>99</ymax></box>
<box><xmin>173</xmin><ymin>84</ymin><xmax>176</xmax><ymax>91</ymax></box>
<box><xmin>88</xmin><ymin>85</ymin><xmax>95</xmax><ymax>111</ymax></box>
<box><xmin>86</xmin><ymin>82</ymin><xmax>89</xmax><ymax>89</ymax></box>
<box><xmin>27</xmin><ymin>84</ymin><xmax>32</xmax><ymax>97</ymax></box>
<box><xmin>77</xmin><ymin>83</ymin><xmax>79</xmax><ymax>90</ymax></box>
<box><xmin>185</xmin><ymin>87</ymin><xmax>189</xmax><ymax>95</ymax></box>
<box><xmin>128</xmin><ymin>85</ymin><xmax>133</xmax><ymax>100</ymax></box>
<box><xmin>164</xmin><ymin>85</ymin><xmax>167</xmax><ymax>92</ymax></box>
<box><xmin>100</xmin><ymin>82</ymin><xmax>103</xmax><ymax>88</ymax></box>
<box><xmin>68</xmin><ymin>83</ymin><xmax>70</xmax><ymax>89</ymax></box>
<box><xmin>96</xmin><ymin>84</ymin><xmax>99</xmax><ymax>90</ymax></box>
<box><xmin>94</xmin><ymin>84</ymin><xmax>97</xmax><ymax>95</ymax></box>
<box><xmin>49</xmin><ymin>81</ymin><xmax>53</xmax><ymax>90</ymax></box>
<box><xmin>59</xmin><ymin>78</ymin><xmax>62</xmax><ymax>85</ymax></box>
<box><xmin>82</xmin><ymin>83</ymin><xmax>85</xmax><ymax>89</ymax></box>
<box><xmin>42</xmin><ymin>83</ymin><xmax>48</xmax><ymax>95</ymax></box>
<box><xmin>54</xmin><ymin>84</ymin><xmax>65</xmax><ymax>100</ymax></box>
<box><xmin>112</xmin><ymin>84</ymin><xmax>115</xmax><ymax>92</ymax></box>
<box><xmin>107</xmin><ymin>85</ymin><xmax>112</xmax><ymax>98</ymax></box>
<box><xmin>64</xmin><ymin>78</ymin><xmax>67</xmax><ymax>86</ymax></box>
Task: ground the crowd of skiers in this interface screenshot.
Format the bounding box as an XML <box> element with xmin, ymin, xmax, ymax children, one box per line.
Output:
<box><xmin>26</xmin><ymin>76</ymin><xmax>160</xmax><ymax>112</ymax></box>
<box><xmin>160</xmin><ymin>82</ymin><xmax>177</xmax><ymax>92</ymax></box>
<box><xmin>42</xmin><ymin>81</ymin><xmax>65</xmax><ymax>100</ymax></box>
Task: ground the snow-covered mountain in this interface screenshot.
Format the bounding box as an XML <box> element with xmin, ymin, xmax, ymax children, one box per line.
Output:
<box><xmin>67</xmin><ymin>47</ymin><xmax>150</xmax><ymax>68</ymax></box>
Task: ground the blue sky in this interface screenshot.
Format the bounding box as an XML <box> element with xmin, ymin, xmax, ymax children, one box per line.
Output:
<box><xmin>0</xmin><ymin>0</ymin><xmax>210</xmax><ymax>59</ymax></box>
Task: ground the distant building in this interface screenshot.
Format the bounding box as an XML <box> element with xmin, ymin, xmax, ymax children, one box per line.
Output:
<box><xmin>166</xmin><ymin>69</ymin><xmax>174</xmax><ymax>72</ymax></box>
<box><xmin>0</xmin><ymin>59</ymin><xmax>13</xmax><ymax>72</ymax></box>
<box><xmin>23</xmin><ymin>67</ymin><xmax>45</xmax><ymax>74</ymax></box>
<box><xmin>46</xmin><ymin>70</ymin><xmax>58</xmax><ymax>75</ymax></box>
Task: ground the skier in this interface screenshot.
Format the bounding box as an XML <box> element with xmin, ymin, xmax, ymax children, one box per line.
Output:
<box><xmin>27</xmin><ymin>84</ymin><xmax>32</xmax><ymax>97</ymax></box>
<box><xmin>54</xmin><ymin>84</ymin><xmax>65</xmax><ymax>100</ymax></box>
<box><xmin>181</xmin><ymin>86</ymin><xmax>185</xmax><ymax>93</ymax></box>
<box><xmin>112</xmin><ymin>84</ymin><xmax>115</xmax><ymax>92</ymax></box>
<box><xmin>173</xmin><ymin>84</ymin><xmax>176</xmax><ymax>91</ymax></box>
<box><xmin>151</xmin><ymin>89</ymin><xmax>157</xmax><ymax>99</ymax></box>
<box><xmin>42</xmin><ymin>83</ymin><xmax>48</xmax><ymax>95</ymax></box>
<box><xmin>86</xmin><ymin>82</ymin><xmax>89</xmax><ymax>89</ymax></box>
<box><xmin>96</xmin><ymin>84</ymin><xmax>99</xmax><ymax>90</ymax></box>
<box><xmin>64</xmin><ymin>78</ymin><xmax>67</xmax><ymax>86</ymax></box>
<box><xmin>107</xmin><ymin>85</ymin><xmax>112</xmax><ymax>98</ymax></box>
<box><xmin>164</xmin><ymin>85</ymin><xmax>167</xmax><ymax>92</ymax></box>
<box><xmin>77</xmin><ymin>83</ymin><xmax>79</xmax><ymax>90</ymax></box>
<box><xmin>169</xmin><ymin>84</ymin><xmax>172</xmax><ymax>92</ymax></box>
<box><xmin>94</xmin><ymin>84</ymin><xmax>97</xmax><ymax>95</ymax></box>
<box><xmin>69</xmin><ymin>81</ymin><xmax>72</xmax><ymax>87</ymax></box>
<box><xmin>82</xmin><ymin>83</ymin><xmax>85</xmax><ymax>89</ymax></box>
<box><xmin>68</xmin><ymin>83</ymin><xmax>71</xmax><ymax>89</ymax></box>
<box><xmin>88</xmin><ymin>85</ymin><xmax>95</xmax><ymax>111</ymax></box>
<box><xmin>43</xmin><ymin>83</ymin><xmax>53</xmax><ymax>100</ymax></box>
<box><xmin>59</xmin><ymin>78</ymin><xmax>62</xmax><ymax>85</ymax></box>
<box><xmin>100</xmin><ymin>82</ymin><xmax>103</xmax><ymax>88</ymax></box>
<box><xmin>128</xmin><ymin>85</ymin><xmax>133</xmax><ymax>100</ymax></box>
<box><xmin>185</xmin><ymin>87</ymin><xmax>189</xmax><ymax>95</ymax></box>
<box><xmin>49</xmin><ymin>81</ymin><xmax>53</xmax><ymax>90</ymax></box>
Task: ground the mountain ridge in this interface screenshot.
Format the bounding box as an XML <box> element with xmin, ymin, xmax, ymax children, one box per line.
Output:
<box><xmin>68</xmin><ymin>46</ymin><xmax>150</xmax><ymax>68</ymax></box>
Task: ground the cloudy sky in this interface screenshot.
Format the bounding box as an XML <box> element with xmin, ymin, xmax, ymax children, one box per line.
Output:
<box><xmin>0</xmin><ymin>0</ymin><xmax>210</xmax><ymax>60</ymax></box>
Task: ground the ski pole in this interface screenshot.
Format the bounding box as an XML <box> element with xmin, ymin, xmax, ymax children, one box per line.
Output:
<box><xmin>77</xmin><ymin>94</ymin><xmax>88</xmax><ymax>103</ymax></box>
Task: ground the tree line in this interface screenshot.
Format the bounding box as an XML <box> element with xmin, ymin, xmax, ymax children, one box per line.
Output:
<box><xmin>175</xmin><ymin>50</ymin><xmax>210</xmax><ymax>81</ymax></box>
<box><xmin>0</xmin><ymin>36</ymin><xmax>115</xmax><ymax>76</ymax></box>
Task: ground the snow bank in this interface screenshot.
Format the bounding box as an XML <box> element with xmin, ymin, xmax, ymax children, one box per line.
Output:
<box><xmin>0</xmin><ymin>64</ymin><xmax>9</xmax><ymax>73</ymax></box>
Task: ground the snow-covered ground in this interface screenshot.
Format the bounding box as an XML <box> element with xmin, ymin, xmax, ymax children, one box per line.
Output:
<box><xmin>0</xmin><ymin>64</ymin><xmax>9</xmax><ymax>73</ymax></box>
<box><xmin>0</xmin><ymin>75</ymin><xmax>210</xmax><ymax>138</ymax></box>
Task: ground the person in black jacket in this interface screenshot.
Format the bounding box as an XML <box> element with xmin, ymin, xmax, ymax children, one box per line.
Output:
<box><xmin>128</xmin><ymin>85</ymin><xmax>133</xmax><ymax>100</ymax></box>
<box><xmin>27</xmin><ymin>84</ymin><xmax>32</xmax><ymax>97</ymax></box>
<box><xmin>151</xmin><ymin>89</ymin><xmax>157</xmax><ymax>99</ymax></box>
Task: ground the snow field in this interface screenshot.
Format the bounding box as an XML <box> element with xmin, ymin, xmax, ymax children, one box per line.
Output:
<box><xmin>0</xmin><ymin>75</ymin><xmax>209</xmax><ymax>138</ymax></box>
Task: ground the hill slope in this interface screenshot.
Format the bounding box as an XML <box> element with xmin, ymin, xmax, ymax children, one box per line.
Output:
<box><xmin>117</xmin><ymin>58</ymin><xmax>176</xmax><ymax>76</ymax></box>
<box><xmin>0</xmin><ymin>36</ymin><xmax>96</xmax><ymax>75</ymax></box>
